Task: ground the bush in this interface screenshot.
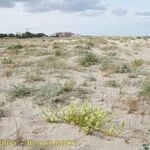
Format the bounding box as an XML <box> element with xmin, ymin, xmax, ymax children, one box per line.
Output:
<box><xmin>25</xmin><ymin>72</ymin><xmax>44</xmax><ymax>82</ymax></box>
<box><xmin>1</xmin><ymin>57</ymin><xmax>13</xmax><ymax>64</ymax></box>
<box><xmin>9</xmin><ymin>85</ymin><xmax>35</xmax><ymax>99</ymax></box>
<box><xmin>105</xmin><ymin>80</ymin><xmax>119</xmax><ymax>88</ymax></box>
<box><xmin>54</xmin><ymin>48</ymin><xmax>63</xmax><ymax>56</ymax></box>
<box><xmin>79</xmin><ymin>52</ymin><xmax>99</xmax><ymax>67</ymax></box>
<box><xmin>61</xmin><ymin>80</ymin><xmax>76</xmax><ymax>92</ymax></box>
<box><xmin>139</xmin><ymin>82</ymin><xmax>150</xmax><ymax>98</ymax></box>
<box><xmin>7</xmin><ymin>44</ymin><xmax>23</xmax><ymax>50</ymax></box>
<box><xmin>3</xmin><ymin>69</ymin><xmax>13</xmax><ymax>77</ymax></box>
<box><xmin>142</xmin><ymin>130</ymin><xmax>150</xmax><ymax>150</ymax></box>
<box><xmin>131</xmin><ymin>59</ymin><xmax>143</xmax><ymax>67</ymax></box>
<box><xmin>119</xmin><ymin>64</ymin><xmax>131</xmax><ymax>73</ymax></box>
<box><xmin>47</xmin><ymin>102</ymin><xmax>124</xmax><ymax>135</ymax></box>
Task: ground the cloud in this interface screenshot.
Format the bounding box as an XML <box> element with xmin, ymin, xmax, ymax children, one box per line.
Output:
<box><xmin>135</xmin><ymin>11</ymin><xmax>150</xmax><ymax>16</ymax></box>
<box><xmin>0</xmin><ymin>0</ymin><xmax>107</xmax><ymax>14</ymax></box>
<box><xmin>112</xmin><ymin>8</ymin><xmax>128</xmax><ymax>16</ymax></box>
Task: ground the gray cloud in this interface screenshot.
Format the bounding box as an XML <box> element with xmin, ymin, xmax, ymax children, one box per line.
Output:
<box><xmin>135</xmin><ymin>11</ymin><xmax>150</xmax><ymax>16</ymax></box>
<box><xmin>112</xmin><ymin>8</ymin><xmax>128</xmax><ymax>16</ymax></box>
<box><xmin>0</xmin><ymin>0</ymin><xmax>107</xmax><ymax>14</ymax></box>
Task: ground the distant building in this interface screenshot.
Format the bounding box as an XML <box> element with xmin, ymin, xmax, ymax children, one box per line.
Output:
<box><xmin>51</xmin><ymin>32</ymin><xmax>74</xmax><ymax>37</ymax></box>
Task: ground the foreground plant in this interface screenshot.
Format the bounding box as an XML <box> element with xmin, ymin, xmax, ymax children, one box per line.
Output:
<box><xmin>79</xmin><ymin>52</ymin><xmax>99</xmax><ymax>67</ymax></box>
<box><xmin>9</xmin><ymin>85</ymin><xmax>35</xmax><ymax>99</ymax></box>
<box><xmin>46</xmin><ymin>102</ymin><xmax>124</xmax><ymax>135</ymax></box>
<box><xmin>142</xmin><ymin>130</ymin><xmax>150</xmax><ymax>150</ymax></box>
<box><xmin>140</xmin><ymin>81</ymin><xmax>150</xmax><ymax>99</ymax></box>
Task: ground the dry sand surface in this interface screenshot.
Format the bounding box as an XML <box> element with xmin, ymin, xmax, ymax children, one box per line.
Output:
<box><xmin>0</xmin><ymin>37</ymin><xmax>150</xmax><ymax>150</ymax></box>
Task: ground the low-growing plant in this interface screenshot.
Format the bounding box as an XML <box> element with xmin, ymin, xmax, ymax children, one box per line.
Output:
<box><xmin>1</xmin><ymin>57</ymin><xmax>13</xmax><ymax>64</ymax></box>
<box><xmin>131</xmin><ymin>59</ymin><xmax>143</xmax><ymax>67</ymax></box>
<box><xmin>3</xmin><ymin>69</ymin><xmax>13</xmax><ymax>77</ymax></box>
<box><xmin>60</xmin><ymin>80</ymin><xmax>76</xmax><ymax>92</ymax></box>
<box><xmin>118</xmin><ymin>64</ymin><xmax>131</xmax><ymax>73</ymax></box>
<box><xmin>9</xmin><ymin>85</ymin><xmax>35</xmax><ymax>99</ymax></box>
<box><xmin>79</xmin><ymin>52</ymin><xmax>99</xmax><ymax>67</ymax></box>
<box><xmin>139</xmin><ymin>81</ymin><xmax>150</xmax><ymax>99</ymax></box>
<box><xmin>105</xmin><ymin>80</ymin><xmax>120</xmax><ymax>88</ymax></box>
<box><xmin>128</xmin><ymin>73</ymin><xmax>138</xmax><ymax>78</ymax></box>
<box><xmin>47</xmin><ymin>102</ymin><xmax>124</xmax><ymax>135</ymax></box>
<box><xmin>54</xmin><ymin>48</ymin><xmax>63</xmax><ymax>56</ymax></box>
<box><xmin>25</xmin><ymin>72</ymin><xmax>44</xmax><ymax>82</ymax></box>
<box><xmin>7</xmin><ymin>44</ymin><xmax>23</xmax><ymax>50</ymax></box>
<box><xmin>142</xmin><ymin>130</ymin><xmax>150</xmax><ymax>150</ymax></box>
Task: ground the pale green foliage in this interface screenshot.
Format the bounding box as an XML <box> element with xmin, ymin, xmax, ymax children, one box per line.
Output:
<box><xmin>25</xmin><ymin>72</ymin><xmax>44</xmax><ymax>82</ymax></box>
<box><xmin>60</xmin><ymin>80</ymin><xmax>76</xmax><ymax>92</ymax></box>
<box><xmin>131</xmin><ymin>59</ymin><xmax>143</xmax><ymax>67</ymax></box>
<box><xmin>54</xmin><ymin>48</ymin><xmax>63</xmax><ymax>56</ymax></box>
<box><xmin>1</xmin><ymin>57</ymin><xmax>13</xmax><ymax>64</ymax></box>
<box><xmin>47</xmin><ymin>102</ymin><xmax>124</xmax><ymax>135</ymax></box>
<box><xmin>140</xmin><ymin>81</ymin><xmax>150</xmax><ymax>98</ymax></box>
<box><xmin>9</xmin><ymin>85</ymin><xmax>35</xmax><ymax>99</ymax></box>
<box><xmin>79</xmin><ymin>52</ymin><xmax>99</xmax><ymax>67</ymax></box>
<box><xmin>7</xmin><ymin>44</ymin><xmax>23</xmax><ymax>50</ymax></box>
<box><xmin>105</xmin><ymin>80</ymin><xmax>120</xmax><ymax>88</ymax></box>
<box><xmin>142</xmin><ymin>130</ymin><xmax>150</xmax><ymax>150</ymax></box>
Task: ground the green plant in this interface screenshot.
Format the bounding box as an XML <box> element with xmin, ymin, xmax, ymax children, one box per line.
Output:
<box><xmin>79</xmin><ymin>52</ymin><xmax>99</xmax><ymax>67</ymax></box>
<box><xmin>118</xmin><ymin>64</ymin><xmax>131</xmax><ymax>73</ymax></box>
<box><xmin>139</xmin><ymin>82</ymin><xmax>150</xmax><ymax>98</ymax></box>
<box><xmin>47</xmin><ymin>102</ymin><xmax>124</xmax><ymax>135</ymax></box>
<box><xmin>60</xmin><ymin>80</ymin><xmax>76</xmax><ymax>92</ymax></box>
<box><xmin>142</xmin><ymin>130</ymin><xmax>150</xmax><ymax>150</ymax></box>
<box><xmin>131</xmin><ymin>59</ymin><xmax>143</xmax><ymax>67</ymax></box>
<box><xmin>7</xmin><ymin>44</ymin><xmax>23</xmax><ymax>50</ymax></box>
<box><xmin>128</xmin><ymin>73</ymin><xmax>138</xmax><ymax>78</ymax></box>
<box><xmin>1</xmin><ymin>57</ymin><xmax>13</xmax><ymax>64</ymax></box>
<box><xmin>3</xmin><ymin>69</ymin><xmax>13</xmax><ymax>77</ymax></box>
<box><xmin>105</xmin><ymin>80</ymin><xmax>119</xmax><ymax>88</ymax></box>
<box><xmin>25</xmin><ymin>72</ymin><xmax>44</xmax><ymax>82</ymax></box>
<box><xmin>54</xmin><ymin>48</ymin><xmax>63</xmax><ymax>56</ymax></box>
<box><xmin>9</xmin><ymin>85</ymin><xmax>35</xmax><ymax>99</ymax></box>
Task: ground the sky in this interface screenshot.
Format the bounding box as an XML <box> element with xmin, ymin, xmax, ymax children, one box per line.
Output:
<box><xmin>0</xmin><ymin>0</ymin><xmax>150</xmax><ymax>36</ymax></box>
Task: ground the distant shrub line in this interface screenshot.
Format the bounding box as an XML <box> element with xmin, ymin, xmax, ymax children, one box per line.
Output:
<box><xmin>0</xmin><ymin>32</ymin><xmax>48</xmax><ymax>38</ymax></box>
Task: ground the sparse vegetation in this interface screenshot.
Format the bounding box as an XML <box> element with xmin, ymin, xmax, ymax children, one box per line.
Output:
<box><xmin>3</xmin><ymin>69</ymin><xmax>13</xmax><ymax>77</ymax></box>
<box><xmin>25</xmin><ymin>72</ymin><xmax>44</xmax><ymax>82</ymax></box>
<box><xmin>1</xmin><ymin>57</ymin><xmax>13</xmax><ymax>64</ymax></box>
<box><xmin>131</xmin><ymin>59</ymin><xmax>143</xmax><ymax>67</ymax></box>
<box><xmin>7</xmin><ymin>44</ymin><xmax>23</xmax><ymax>50</ymax></box>
<box><xmin>139</xmin><ymin>81</ymin><xmax>150</xmax><ymax>98</ymax></box>
<box><xmin>9</xmin><ymin>85</ymin><xmax>35</xmax><ymax>99</ymax></box>
<box><xmin>142</xmin><ymin>130</ymin><xmax>150</xmax><ymax>150</ymax></box>
<box><xmin>79</xmin><ymin>52</ymin><xmax>99</xmax><ymax>67</ymax></box>
<box><xmin>105</xmin><ymin>80</ymin><xmax>120</xmax><ymax>88</ymax></box>
<box><xmin>47</xmin><ymin>102</ymin><xmax>124</xmax><ymax>135</ymax></box>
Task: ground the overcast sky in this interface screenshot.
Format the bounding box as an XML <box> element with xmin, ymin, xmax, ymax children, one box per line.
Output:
<box><xmin>0</xmin><ymin>0</ymin><xmax>150</xmax><ymax>36</ymax></box>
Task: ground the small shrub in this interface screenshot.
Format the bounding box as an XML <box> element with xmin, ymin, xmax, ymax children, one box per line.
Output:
<box><xmin>128</xmin><ymin>73</ymin><xmax>138</xmax><ymax>78</ymax></box>
<box><xmin>9</xmin><ymin>85</ymin><xmax>35</xmax><ymax>99</ymax></box>
<box><xmin>142</xmin><ymin>130</ymin><xmax>150</xmax><ymax>150</ymax></box>
<box><xmin>47</xmin><ymin>102</ymin><xmax>124</xmax><ymax>135</ymax></box>
<box><xmin>54</xmin><ymin>48</ymin><xmax>63</xmax><ymax>56</ymax></box>
<box><xmin>52</xmin><ymin>42</ymin><xmax>63</xmax><ymax>49</ymax></box>
<box><xmin>118</xmin><ymin>64</ymin><xmax>131</xmax><ymax>73</ymax></box>
<box><xmin>1</xmin><ymin>57</ymin><xmax>13</xmax><ymax>64</ymax></box>
<box><xmin>25</xmin><ymin>72</ymin><xmax>44</xmax><ymax>82</ymax></box>
<box><xmin>3</xmin><ymin>69</ymin><xmax>13</xmax><ymax>77</ymax></box>
<box><xmin>131</xmin><ymin>59</ymin><xmax>143</xmax><ymax>67</ymax></box>
<box><xmin>139</xmin><ymin>82</ymin><xmax>150</xmax><ymax>98</ymax></box>
<box><xmin>105</xmin><ymin>80</ymin><xmax>119</xmax><ymax>88</ymax></box>
<box><xmin>61</xmin><ymin>80</ymin><xmax>76</xmax><ymax>92</ymax></box>
<box><xmin>79</xmin><ymin>52</ymin><xmax>99</xmax><ymax>67</ymax></box>
<box><xmin>7</xmin><ymin>44</ymin><xmax>23</xmax><ymax>50</ymax></box>
<box><xmin>125</xmin><ymin>99</ymin><xmax>139</xmax><ymax>113</ymax></box>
